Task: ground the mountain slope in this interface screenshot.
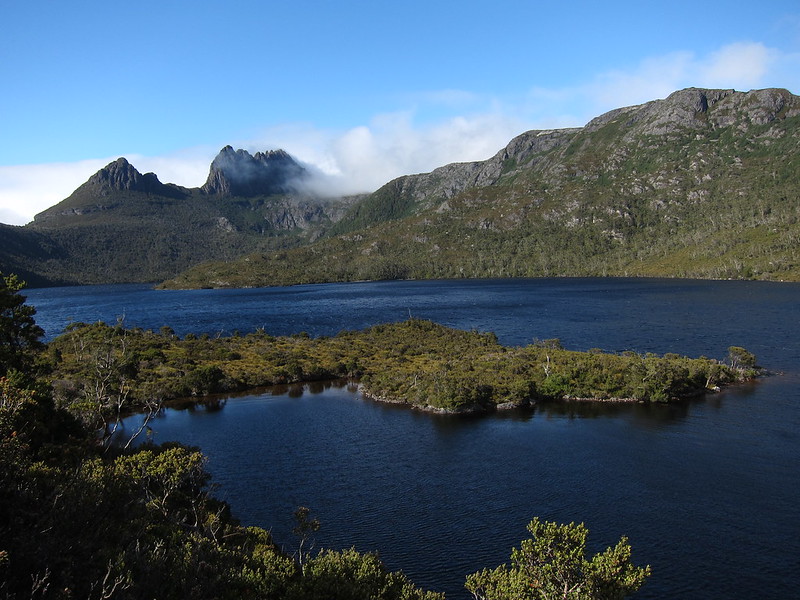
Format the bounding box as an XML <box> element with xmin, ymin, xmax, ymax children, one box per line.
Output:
<box><xmin>3</xmin><ymin>87</ymin><xmax>798</xmax><ymax>288</ymax></box>
<box><xmin>1</xmin><ymin>149</ymin><xmax>360</xmax><ymax>285</ymax></box>
<box><xmin>161</xmin><ymin>87</ymin><xmax>800</xmax><ymax>288</ymax></box>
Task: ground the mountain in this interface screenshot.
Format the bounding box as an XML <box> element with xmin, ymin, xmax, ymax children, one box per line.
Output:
<box><xmin>201</xmin><ymin>146</ymin><xmax>307</xmax><ymax>196</ymax></box>
<box><xmin>1</xmin><ymin>148</ymin><xmax>361</xmax><ymax>285</ymax></box>
<box><xmin>3</xmin><ymin>87</ymin><xmax>799</xmax><ymax>288</ymax></box>
<box><xmin>160</xmin><ymin>87</ymin><xmax>800</xmax><ymax>288</ymax></box>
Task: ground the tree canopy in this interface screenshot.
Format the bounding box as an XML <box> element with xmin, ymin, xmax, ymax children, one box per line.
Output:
<box><xmin>465</xmin><ymin>518</ymin><xmax>651</xmax><ymax>600</ymax></box>
<box><xmin>0</xmin><ymin>272</ymin><xmax>44</xmax><ymax>378</ymax></box>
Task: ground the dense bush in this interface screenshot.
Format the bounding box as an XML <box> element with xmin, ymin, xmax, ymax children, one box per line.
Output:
<box><xmin>47</xmin><ymin>318</ymin><xmax>754</xmax><ymax>417</ymax></box>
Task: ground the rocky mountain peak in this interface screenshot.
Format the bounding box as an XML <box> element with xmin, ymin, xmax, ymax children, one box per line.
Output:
<box><xmin>584</xmin><ymin>87</ymin><xmax>799</xmax><ymax>136</ymax></box>
<box><xmin>201</xmin><ymin>146</ymin><xmax>307</xmax><ymax>197</ymax></box>
<box><xmin>87</xmin><ymin>157</ymin><xmax>154</xmax><ymax>191</ymax></box>
<box><xmin>68</xmin><ymin>157</ymin><xmax>179</xmax><ymax>199</ymax></box>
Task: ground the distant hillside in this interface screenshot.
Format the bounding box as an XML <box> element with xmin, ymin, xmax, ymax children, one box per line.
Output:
<box><xmin>3</xmin><ymin>87</ymin><xmax>799</xmax><ymax>288</ymax></box>
<box><xmin>161</xmin><ymin>87</ymin><xmax>800</xmax><ymax>288</ymax></box>
<box><xmin>0</xmin><ymin>148</ymin><xmax>361</xmax><ymax>285</ymax></box>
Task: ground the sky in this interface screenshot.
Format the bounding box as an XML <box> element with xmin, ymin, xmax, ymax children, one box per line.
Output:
<box><xmin>1</xmin><ymin>1</ymin><xmax>799</xmax><ymax>225</ymax></box>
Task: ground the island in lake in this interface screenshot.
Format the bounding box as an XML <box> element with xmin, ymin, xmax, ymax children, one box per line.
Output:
<box><xmin>50</xmin><ymin>318</ymin><xmax>759</xmax><ymax>421</ymax></box>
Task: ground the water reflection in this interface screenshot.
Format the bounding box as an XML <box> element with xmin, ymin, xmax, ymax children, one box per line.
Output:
<box><xmin>151</xmin><ymin>377</ymin><xmax>728</xmax><ymax>430</ymax></box>
<box><xmin>162</xmin><ymin>379</ymin><xmax>354</xmax><ymax>412</ymax></box>
<box><xmin>536</xmin><ymin>397</ymin><xmax>692</xmax><ymax>424</ymax></box>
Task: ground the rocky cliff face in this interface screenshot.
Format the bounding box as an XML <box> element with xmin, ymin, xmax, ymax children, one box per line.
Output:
<box><xmin>200</xmin><ymin>146</ymin><xmax>307</xmax><ymax>197</ymax></box>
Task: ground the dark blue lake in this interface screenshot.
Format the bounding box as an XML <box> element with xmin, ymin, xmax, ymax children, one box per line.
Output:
<box><xmin>25</xmin><ymin>278</ymin><xmax>800</xmax><ymax>599</ymax></box>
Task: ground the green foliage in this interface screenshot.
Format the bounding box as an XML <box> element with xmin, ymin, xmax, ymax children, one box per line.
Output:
<box><xmin>49</xmin><ymin>318</ymin><xmax>751</xmax><ymax>416</ymax></box>
<box><xmin>465</xmin><ymin>518</ymin><xmax>651</xmax><ymax>600</ymax></box>
<box><xmin>0</xmin><ymin>272</ymin><xmax>44</xmax><ymax>378</ymax></box>
<box><xmin>295</xmin><ymin>548</ymin><xmax>444</xmax><ymax>600</ymax></box>
<box><xmin>329</xmin><ymin>180</ymin><xmax>423</xmax><ymax>236</ymax></box>
<box><xmin>0</xmin><ymin>277</ymin><xmax>759</xmax><ymax>600</ymax></box>
<box><xmin>727</xmin><ymin>346</ymin><xmax>758</xmax><ymax>375</ymax></box>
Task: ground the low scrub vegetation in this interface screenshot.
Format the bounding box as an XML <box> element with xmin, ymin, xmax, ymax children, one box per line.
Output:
<box><xmin>48</xmin><ymin>318</ymin><xmax>756</xmax><ymax>418</ymax></box>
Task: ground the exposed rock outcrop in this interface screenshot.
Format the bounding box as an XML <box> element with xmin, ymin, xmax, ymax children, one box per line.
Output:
<box><xmin>80</xmin><ymin>157</ymin><xmax>183</xmax><ymax>198</ymax></box>
<box><xmin>201</xmin><ymin>146</ymin><xmax>307</xmax><ymax>197</ymax></box>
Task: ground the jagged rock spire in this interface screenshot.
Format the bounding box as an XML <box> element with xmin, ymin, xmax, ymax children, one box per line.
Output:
<box><xmin>201</xmin><ymin>146</ymin><xmax>307</xmax><ymax>196</ymax></box>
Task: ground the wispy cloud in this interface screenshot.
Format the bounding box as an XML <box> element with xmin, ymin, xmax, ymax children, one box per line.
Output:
<box><xmin>128</xmin><ymin>149</ymin><xmax>215</xmax><ymax>191</ymax></box>
<box><xmin>0</xmin><ymin>159</ymin><xmax>109</xmax><ymax>226</ymax></box>
<box><xmin>697</xmin><ymin>42</ymin><xmax>774</xmax><ymax>87</ymax></box>
<box><xmin>577</xmin><ymin>42</ymin><xmax>799</xmax><ymax>119</ymax></box>
<box><xmin>234</xmin><ymin>110</ymin><xmax>529</xmax><ymax>197</ymax></box>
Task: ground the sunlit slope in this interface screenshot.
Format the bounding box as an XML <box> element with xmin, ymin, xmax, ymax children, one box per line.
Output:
<box><xmin>162</xmin><ymin>88</ymin><xmax>800</xmax><ymax>288</ymax></box>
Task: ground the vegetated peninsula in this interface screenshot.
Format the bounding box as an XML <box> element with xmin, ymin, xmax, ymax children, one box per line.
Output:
<box><xmin>49</xmin><ymin>318</ymin><xmax>759</xmax><ymax>417</ymax></box>
<box><xmin>1</xmin><ymin>87</ymin><xmax>798</xmax><ymax>289</ymax></box>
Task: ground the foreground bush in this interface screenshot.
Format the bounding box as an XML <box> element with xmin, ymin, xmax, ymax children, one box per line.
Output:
<box><xmin>466</xmin><ymin>518</ymin><xmax>650</xmax><ymax>600</ymax></box>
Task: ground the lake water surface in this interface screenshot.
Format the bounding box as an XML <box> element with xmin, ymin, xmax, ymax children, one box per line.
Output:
<box><xmin>25</xmin><ymin>278</ymin><xmax>800</xmax><ymax>599</ymax></box>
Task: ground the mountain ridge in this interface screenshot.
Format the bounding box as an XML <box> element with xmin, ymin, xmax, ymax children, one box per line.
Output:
<box><xmin>200</xmin><ymin>146</ymin><xmax>308</xmax><ymax>197</ymax></box>
<box><xmin>2</xmin><ymin>147</ymin><xmax>360</xmax><ymax>285</ymax></box>
<box><xmin>2</xmin><ymin>87</ymin><xmax>799</xmax><ymax>287</ymax></box>
<box><xmin>162</xmin><ymin>87</ymin><xmax>800</xmax><ymax>287</ymax></box>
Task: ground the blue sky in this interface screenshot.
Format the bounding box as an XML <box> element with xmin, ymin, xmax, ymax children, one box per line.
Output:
<box><xmin>1</xmin><ymin>0</ymin><xmax>799</xmax><ymax>225</ymax></box>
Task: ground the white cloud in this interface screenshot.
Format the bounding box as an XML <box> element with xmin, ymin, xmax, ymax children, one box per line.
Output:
<box><xmin>128</xmin><ymin>148</ymin><xmax>215</xmax><ymax>190</ymax></box>
<box><xmin>243</xmin><ymin>110</ymin><xmax>529</xmax><ymax>197</ymax></box>
<box><xmin>0</xmin><ymin>159</ymin><xmax>109</xmax><ymax>225</ymax></box>
<box><xmin>404</xmin><ymin>89</ymin><xmax>484</xmax><ymax>109</ymax></box>
<box><xmin>696</xmin><ymin>42</ymin><xmax>774</xmax><ymax>88</ymax></box>
<box><xmin>574</xmin><ymin>42</ymin><xmax>798</xmax><ymax>122</ymax></box>
<box><xmin>0</xmin><ymin>206</ymin><xmax>28</xmax><ymax>226</ymax></box>
<box><xmin>586</xmin><ymin>51</ymin><xmax>697</xmax><ymax>111</ymax></box>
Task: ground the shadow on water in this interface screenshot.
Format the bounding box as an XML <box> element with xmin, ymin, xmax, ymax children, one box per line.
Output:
<box><xmin>163</xmin><ymin>379</ymin><xmax>356</xmax><ymax>412</ymax></box>
<box><xmin>156</xmin><ymin>374</ymin><xmax>767</xmax><ymax>433</ymax></box>
<box><xmin>125</xmin><ymin>372</ymin><xmax>771</xmax><ymax>449</ymax></box>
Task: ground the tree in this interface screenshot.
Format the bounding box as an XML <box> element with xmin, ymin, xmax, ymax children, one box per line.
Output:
<box><xmin>55</xmin><ymin>321</ymin><xmax>163</xmax><ymax>451</ymax></box>
<box><xmin>294</xmin><ymin>548</ymin><xmax>445</xmax><ymax>600</ymax></box>
<box><xmin>727</xmin><ymin>346</ymin><xmax>757</xmax><ymax>374</ymax></box>
<box><xmin>292</xmin><ymin>505</ymin><xmax>321</xmax><ymax>568</ymax></box>
<box><xmin>0</xmin><ymin>272</ymin><xmax>44</xmax><ymax>378</ymax></box>
<box><xmin>465</xmin><ymin>518</ymin><xmax>650</xmax><ymax>600</ymax></box>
